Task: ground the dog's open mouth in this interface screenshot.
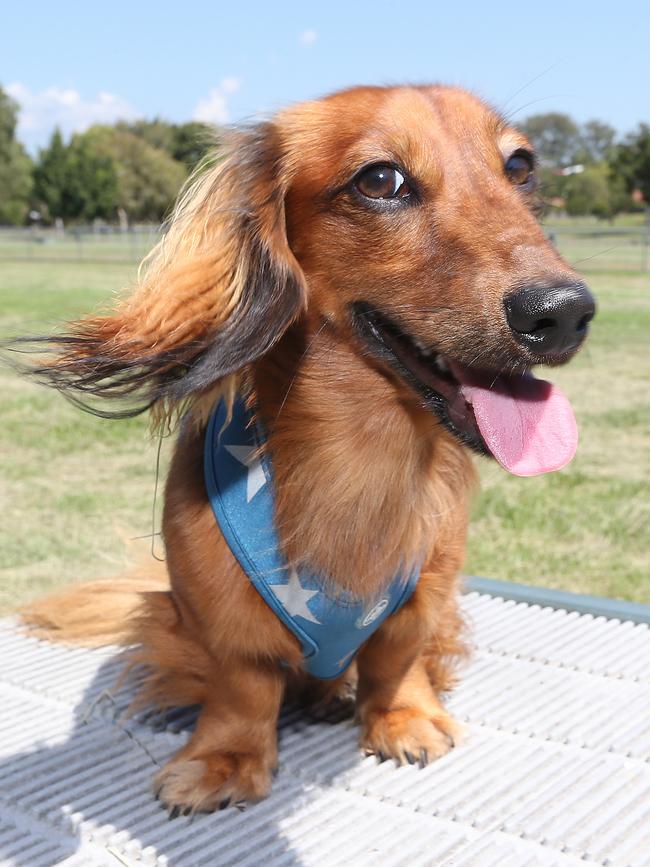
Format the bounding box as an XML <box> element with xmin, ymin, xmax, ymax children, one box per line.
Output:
<box><xmin>351</xmin><ymin>303</ymin><xmax>578</xmax><ymax>477</ymax></box>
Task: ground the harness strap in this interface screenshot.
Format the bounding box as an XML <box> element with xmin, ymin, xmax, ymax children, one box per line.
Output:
<box><xmin>204</xmin><ymin>397</ymin><xmax>420</xmax><ymax>679</ymax></box>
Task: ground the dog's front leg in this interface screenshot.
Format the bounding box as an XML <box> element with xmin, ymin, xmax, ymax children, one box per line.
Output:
<box><xmin>355</xmin><ymin>579</ymin><xmax>461</xmax><ymax>765</ymax></box>
<box><xmin>154</xmin><ymin>657</ymin><xmax>283</xmax><ymax>814</ymax></box>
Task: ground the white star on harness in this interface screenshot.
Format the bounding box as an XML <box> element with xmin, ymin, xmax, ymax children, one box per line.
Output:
<box><xmin>272</xmin><ymin>569</ymin><xmax>321</xmax><ymax>624</ymax></box>
<box><xmin>224</xmin><ymin>444</ymin><xmax>267</xmax><ymax>502</ymax></box>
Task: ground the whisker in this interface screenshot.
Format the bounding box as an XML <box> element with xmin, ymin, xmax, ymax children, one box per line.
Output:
<box><xmin>498</xmin><ymin>65</ymin><xmax>557</xmax><ymax>114</ymax></box>
<box><xmin>502</xmin><ymin>94</ymin><xmax>563</xmax><ymax>125</ymax></box>
<box><xmin>570</xmin><ymin>245</ymin><xmax>622</xmax><ymax>267</ymax></box>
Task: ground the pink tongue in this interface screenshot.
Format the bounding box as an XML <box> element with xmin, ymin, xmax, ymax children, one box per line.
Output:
<box><xmin>457</xmin><ymin>370</ymin><xmax>578</xmax><ymax>476</ymax></box>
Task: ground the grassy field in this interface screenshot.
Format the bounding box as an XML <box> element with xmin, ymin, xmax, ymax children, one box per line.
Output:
<box><xmin>0</xmin><ymin>262</ymin><xmax>164</xmax><ymax>614</ymax></box>
<box><xmin>1</xmin><ymin>247</ymin><xmax>649</xmax><ymax>613</ymax></box>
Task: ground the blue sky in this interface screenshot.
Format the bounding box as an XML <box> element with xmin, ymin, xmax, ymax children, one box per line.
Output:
<box><xmin>3</xmin><ymin>0</ymin><xmax>649</xmax><ymax>152</ymax></box>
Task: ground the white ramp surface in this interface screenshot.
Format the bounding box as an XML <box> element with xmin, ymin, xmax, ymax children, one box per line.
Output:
<box><xmin>1</xmin><ymin>591</ymin><xmax>650</xmax><ymax>867</ymax></box>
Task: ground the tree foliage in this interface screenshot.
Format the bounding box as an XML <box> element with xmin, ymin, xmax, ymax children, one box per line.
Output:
<box><xmin>520</xmin><ymin>113</ymin><xmax>581</xmax><ymax>166</ymax></box>
<box><xmin>578</xmin><ymin>120</ymin><xmax>617</xmax><ymax>164</ymax></box>
<box><xmin>121</xmin><ymin>119</ymin><xmax>215</xmax><ymax>170</ymax></box>
<box><xmin>32</xmin><ymin>124</ymin><xmax>190</xmax><ymax>223</ymax></box>
<box><xmin>81</xmin><ymin>125</ymin><xmax>188</xmax><ymax>221</ymax></box>
<box><xmin>0</xmin><ymin>86</ymin><xmax>33</xmax><ymax>224</ymax></box>
<box><xmin>612</xmin><ymin>124</ymin><xmax>650</xmax><ymax>203</ymax></box>
<box><xmin>520</xmin><ymin>115</ymin><xmax>617</xmax><ymax>167</ymax></box>
<box><xmin>33</xmin><ymin>128</ymin><xmax>119</xmax><ymax>221</ymax></box>
<box><xmin>564</xmin><ymin>164</ymin><xmax>630</xmax><ymax>220</ymax></box>
<box><xmin>520</xmin><ymin>112</ymin><xmax>645</xmax><ymax>218</ymax></box>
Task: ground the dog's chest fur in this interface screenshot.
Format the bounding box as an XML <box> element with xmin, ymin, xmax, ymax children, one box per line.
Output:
<box><xmin>254</xmin><ymin>325</ymin><xmax>476</xmax><ymax>599</ymax></box>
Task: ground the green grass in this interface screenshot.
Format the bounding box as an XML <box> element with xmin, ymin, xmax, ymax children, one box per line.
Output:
<box><xmin>1</xmin><ymin>257</ymin><xmax>649</xmax><ymax>614</ymax></box>
<box><xmin>466</xmin><ymin>269</ymin><xmax>650</xmax><ymax>602</ymax></box>
<box><xmin>0</xmin><ymin>262</ymin><xmax>169</xmax><ymax>613</ymax></box>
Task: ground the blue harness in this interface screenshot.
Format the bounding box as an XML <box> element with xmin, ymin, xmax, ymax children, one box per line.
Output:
<box><xmin>204</xmin><ymin>397</ymin><xmax>420</xmax><ymax>679</ymax></box>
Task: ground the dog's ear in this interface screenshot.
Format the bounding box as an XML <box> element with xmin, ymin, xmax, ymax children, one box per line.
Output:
<box><xmin>14</xmin><ymin>123</ymin><xmax>306</xmax><ymax>419</ymax></box>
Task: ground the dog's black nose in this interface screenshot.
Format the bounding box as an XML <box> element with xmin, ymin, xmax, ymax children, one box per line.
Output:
<box><xmin>505</xmin><ymin>281</ymin><xmax>595</xmax><ymax>356</ymax></box>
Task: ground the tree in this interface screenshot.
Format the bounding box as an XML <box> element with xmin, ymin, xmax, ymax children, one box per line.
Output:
<box><xmin>32</xmin><ymin>128</ymin><xmax>69</xmax><ymax>218</ymax></box>
<box><xmin>33</xmin><ymin>129</ymin><xmax>119</xmax><ymax>222</ymax></box>
<box><xmin>612</xmin><ymin>124</ymin><xmax>650</xmax><ymax>204</ymax></box>
<box><xmin>564</xmin><ymin>164</ymin><xmax>630</xmax><ymax>220</ymax></box>
<box><xmin>519</xmin><ymin>113</ymin><xmax>581</xmax><ymax>167</ymax></box>
<box><xmin>66</xmin><ymin>137</ymin><xmax>120</xmax><ymax>221</ymax></box>
<box><xmin>0</xmin><ymin>85</ymin><xmax>33</xmax><ymax>224</ymax></box>
<box><xmin>171</xmin><ymin>122</ymin><xmax>216</xmax><ymax>170</ymax></box>
<box><xmin>120</xmin><ymin>118</ymin><xmax>215</xmax><ymax>171</ymax></box>
<box><xmin>119</xmin><ymin>119</ymin><xmax>176</xmax><ymax>157</ymax></box>
<box><xmin>577</xmin><ymin>120</ymin><xmax>617</xmax><ymax>164</ymax></box>
<box><xmin>81</xmin><ymin>126</ymin><xmax>188</xmax><ymax>221</ymax></box>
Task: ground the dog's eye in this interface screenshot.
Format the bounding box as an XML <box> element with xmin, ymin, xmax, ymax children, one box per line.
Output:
<box><xmin>505</xmin><ymin>150</ymin><xmax>534</xmax><ymax>186</ymax></box>
<box><xmin>355</xmin><ymin>165</ymin><xmax>410</xmax><ymax>199</ymax></box>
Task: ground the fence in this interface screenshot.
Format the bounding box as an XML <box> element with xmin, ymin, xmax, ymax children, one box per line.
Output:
<box><xmin>0</xmin><ymin>225</ymin><xmax>161</xmax><ymax>265</ymax></box>
<box><xmin>0</xmin><ymin>222</ymin><xmax>649</xmax><ymax>273</ymax></box>
<box><xmin>546</xmin><ymin>223</ymin><xmax>650</xmax><ymax>274</ymax></box>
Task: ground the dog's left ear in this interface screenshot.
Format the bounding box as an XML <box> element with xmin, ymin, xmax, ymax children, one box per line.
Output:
<box><xmin>15</xmin><ymin>123</ymin><xmax>307</xmax><ymax>418</ymax></box>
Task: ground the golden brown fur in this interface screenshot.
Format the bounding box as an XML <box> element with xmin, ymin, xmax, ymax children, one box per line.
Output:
<box><xmin>20</xmin><ymin>84</ymin><xmax>587</xmax><ymax>813</ymax></box>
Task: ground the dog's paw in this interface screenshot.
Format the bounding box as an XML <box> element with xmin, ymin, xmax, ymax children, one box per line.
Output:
<box><xmin>307</xmin><ymin>674</ymin><xmax>357</xmax><ymax>723</ymax></box>
<box><xmin>154</xmin><ymin>752</ymin><xmax>275</xmax><ymax>815</ymax></box>
<box><xmin>360</xmin><ymin>708</ymin><xmax>461</xmax><ymax>767</ymax></box>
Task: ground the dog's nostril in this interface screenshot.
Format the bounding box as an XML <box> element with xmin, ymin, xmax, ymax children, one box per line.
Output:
<box><xmin>577</xmin><ymin>311</ymin><xmax>594</xmax><ymax>333</ymax></box>
<box><xmin>529</xmin><ymin>317</ymin><xmax>556</xmax><ymax>334</ymax></box>
<box><xmin>505</xmin><ymin>281</ymin><xmax>595</xmax><ymax>356</ymax></box>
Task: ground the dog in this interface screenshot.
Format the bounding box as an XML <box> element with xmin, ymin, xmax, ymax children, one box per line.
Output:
<box><xmin>18</xmin><ymin>84</ymin><xmax>595</xmax><ymax>814</ymax></box>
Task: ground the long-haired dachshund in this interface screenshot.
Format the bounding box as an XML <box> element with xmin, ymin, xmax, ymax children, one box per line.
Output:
<box><xmin>18</xmin><ymin>84</ymin><xmax>595</xmax><ymax>814</ymax></box>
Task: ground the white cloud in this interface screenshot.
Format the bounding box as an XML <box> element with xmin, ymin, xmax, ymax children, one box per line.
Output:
<box><xmin>220</xmin><ymin>77</ymin><xmax>241</xmax><ymax>95</ymax></box>
<box><xmin>193</xmin><ymin>77</ymin><xmax>242</xmax><ymax>126</ymax></box>
<box><xmin>6</xmin><ymin>82</ymin><xmax>137</xmax><ymax>150</ymax></box>
<box><xmin>299</xmin><ymin>29</ymin><xmax>318</xmax><ymax>45</ymax></box>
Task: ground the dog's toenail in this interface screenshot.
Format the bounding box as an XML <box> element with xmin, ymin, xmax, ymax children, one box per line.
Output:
<box><xmin>404</xmin><ymin>750</ymin><xmax>416</xmax><ymax>765</ymax></box>
<box><xmin>219</xmin><ymin>797</ymin><xmax>231</xmax><ymax>810</ymax></box>
<box><xmin>419</xmin><ymin>748</ymin><xmax>429</xmax><ymax>767</ymax></box>
<box><xmin>168</xmin><ymin>805</ymin><xmax>180</xmax><ymax>820</ymax></box>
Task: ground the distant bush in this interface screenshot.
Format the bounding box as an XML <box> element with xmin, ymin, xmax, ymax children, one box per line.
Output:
<box><xmin>565</xmin><ymin>165</ymin><xmax>631</xmax><ymax>221</ymax></box>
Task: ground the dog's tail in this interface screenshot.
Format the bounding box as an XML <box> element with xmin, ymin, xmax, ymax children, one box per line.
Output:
<box><xmin>20</xmin><ymin>560</ymin><xmax>171</xmax><ymax>647</ymax></box>
<box><xmin>21</xmin><ymin>561</ymin><xmax>219</xmax><ymax>711</ymax></box>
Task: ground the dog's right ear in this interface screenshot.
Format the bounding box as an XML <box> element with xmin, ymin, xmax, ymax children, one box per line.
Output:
<box><xmin>11</xmin><ymin>123</ymin><xmax>307</xmax><ymax>419</ymax></box>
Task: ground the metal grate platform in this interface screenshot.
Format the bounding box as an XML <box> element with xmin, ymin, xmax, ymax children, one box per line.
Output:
<box><xmin>1</xmin><ymin>590</ymin><xmax>649</xmax><ymax>866</ymax></box>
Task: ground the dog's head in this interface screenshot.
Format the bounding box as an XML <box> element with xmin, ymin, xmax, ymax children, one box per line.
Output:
<box><xmin>276</xmin><ymin>86</ymin><xmax>595</xmax><ymax>474</ymax></box>
<box><xmin>20</xmin><ymin>85</ymin><xmax>594</xmax><ymax>473</ymax></box>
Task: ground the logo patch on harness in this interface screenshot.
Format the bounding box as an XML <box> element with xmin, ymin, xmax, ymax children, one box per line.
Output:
<box><xmin>356</xmin><ymin>598</ymin><xmax>390</xmax><ymax>628</ymax></box>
